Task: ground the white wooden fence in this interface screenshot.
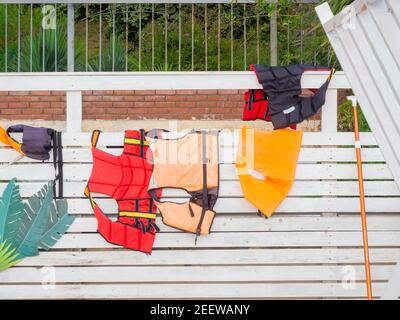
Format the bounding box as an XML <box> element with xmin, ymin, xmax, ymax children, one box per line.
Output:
<box><xmin>0</xmin><ymin>72</ymin><xmax>400</xmax><ymax>299</ymax></box>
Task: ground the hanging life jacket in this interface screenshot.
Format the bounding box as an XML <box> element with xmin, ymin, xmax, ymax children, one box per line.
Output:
<box><xmin>236</xmin><ymin>127</ymin><xmax>303</xmax><ymax>218</ymax></box>
<box><xmin>84</xmin><ymin>130</ymin><xmax>160</xmax><ymax>254</ymax></box>
<box><xmin>146</xmin><ymin>129</ymin><xmax>219</xmax><ymax>237</ymax></box>
<box><xmin>1</xmin><ymin>124</ymin><xmax>64</xmax><ymax>198</ymax></box>
<box><xmin>244</xmin><ymin>64</ymin><xmax>335</xmax><ymax>129</ymax></box>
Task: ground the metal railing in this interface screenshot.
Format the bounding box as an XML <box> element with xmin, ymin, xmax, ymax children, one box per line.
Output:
<box><xmin>0</xmin><ymin>0</ymin><xmax>333</xmax><ymax>72</ymax></box>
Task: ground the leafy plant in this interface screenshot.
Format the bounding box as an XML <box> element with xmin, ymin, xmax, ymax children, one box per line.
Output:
<box><xmin>0</xmin><ymin>240</ymin><xmax>22</xmax><ymax>271</ymax></box>
<box><xmin>87</xmin><ymin>36</ymin><xmax>127</xmax><ymax>71</ymax></box>
<box><xmin>338</xmin><ymin>100</ymin><xmax>371</xmax><ymax>132</ymax></box>
<box><xmin>0</xmin><ymin>179</ymin><xmax>74</xmax><ymax>271</ymax></box>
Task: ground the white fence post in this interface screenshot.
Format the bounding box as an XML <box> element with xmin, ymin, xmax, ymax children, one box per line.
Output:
<box><xmin>321</xmin><ymin>88</ymin><xmax>338</xmax><ymax>132</ymax></box>
<box><xmin>66</xmin><ymin>91</ymin><xmax>82</xmax><ymax>132</ymax></box>
<box><xmin>67</xmin><ymin>3</ymin><xmax>75</xmax><ymax>72</ymax></box>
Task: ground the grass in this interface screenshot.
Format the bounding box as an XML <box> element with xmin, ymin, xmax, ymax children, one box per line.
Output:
<box><xmin>338</xmin><ymin>100</ymin><xmax>371</xmax><ymax>132</ymax></box>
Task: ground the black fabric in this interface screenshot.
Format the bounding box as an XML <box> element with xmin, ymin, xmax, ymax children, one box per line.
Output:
<box><xmin>7</xmin><ymin>124</ymin><xmax>64</xmax><ymax>198</ymax></box>
<box><xmin>7</xmin><ymin>124</ymin><xmax>53</xmax><ymax>160</ymax></box>
<box><xmin>52</xmin><ymin>131</ymin><xmax>63</xmax><ymax>198</ymax></box>
<box><xmin>196</xmin><ymin>131</ymin><xmax>209</xmax><ymax>236</ymax></box>
<box><xmin>252</xmin><ymin>64</ymin><xmax>333</xmax><ymax>129</ymax></box>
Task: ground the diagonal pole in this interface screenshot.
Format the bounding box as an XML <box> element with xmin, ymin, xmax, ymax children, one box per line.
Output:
<box><xmin>348</xmin><ymin>96</ymin><xmax>373</xmax><ymax>300</ymax></box>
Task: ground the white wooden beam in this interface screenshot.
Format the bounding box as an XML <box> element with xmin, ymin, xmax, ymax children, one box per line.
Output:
<box><xmin>321</xmin><ymin>88</ymin><xmax>338</xmax><ymax>132</ymax></box>
<box><xmin>66</xmin><ymin>91</ymin><xmax>82</xmax><ymax>133</ymax></box>
<box><xmin>0</xmin><ymin>71</ymin><xmax>349</xmax><ymax>91</ymax></box>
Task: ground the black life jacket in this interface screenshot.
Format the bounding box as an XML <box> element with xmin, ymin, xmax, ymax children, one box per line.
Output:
<box><xmin>7</xmin><ymin>124</ymin><xmax>63</xmax><ymax>198</ymax></box>
<box><xmin>245</xmin><ymin>64</ymin><xmax>335</xmax><ymax>130</ymax></box>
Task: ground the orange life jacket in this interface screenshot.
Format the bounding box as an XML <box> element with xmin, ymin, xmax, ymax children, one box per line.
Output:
<box><xmin>147</xmin><ymin>130</ymin><xmax>219</xmax><ymax>236</ymax></box>
<box><xmin>236</xmin><ymin>127</ymin><xmax>303</xmax><ymax>218</ymax></box>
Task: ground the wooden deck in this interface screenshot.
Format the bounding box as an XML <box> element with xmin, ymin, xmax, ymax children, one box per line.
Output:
<box><xmin>1</xmin><ymin>130</ymin><xmax>399</xmax><ymax>299</ymax></box>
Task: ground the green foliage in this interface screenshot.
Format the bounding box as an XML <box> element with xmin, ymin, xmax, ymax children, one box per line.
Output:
<box><xmin>338</xmin><ymin>100</ymin><xmax>371</xmax><ymax>132</ymax></box>
<box><xmin>0</xmin><ymin>180</ymin><xmax>74</xmax><ymax>271</ymax></box>
<box><xmin>0</xmin><ymin>178</ymin><xmax>25</xmax><ymax>245</ymax></box>
<box><xmin>38</xmin><ymin>198</ymin><xmax>72</xmax><ymax>251</ymax></box>
<box><xmin>16</xmin><ymin>183</ymin><xmax>56</xmax><ymax>257</ymax></box>
<box><xmin>0</xmin><ymin>2</ymin><xmax>342</xmax><ymax>72</ymax></box>
<box><xmin>87</xmin><ymin>36</ymin><xmax>127</xmax><ymax>71</ymax></box>
<box><xmin>0</xmin><ymin>240</ymin><xmax>21</xmax><ymax>272</ymax></box>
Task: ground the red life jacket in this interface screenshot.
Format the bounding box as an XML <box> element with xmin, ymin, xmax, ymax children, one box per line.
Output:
<box><xmin>84</xmin><ymin>130</ymin><xmax>160</xmax><ymax>254</ymax></box>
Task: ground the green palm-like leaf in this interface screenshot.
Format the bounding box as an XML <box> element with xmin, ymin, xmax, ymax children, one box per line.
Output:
<box><xmin>0</xmin><ymin>178</ymin><xmax>25</xmax><ymax>245</ymax></box>
<box><xmin>14</xmin><ymin>183</ymin><xmax>54</xmax><ymax>257</ymax></box>
<box><xmin>38</xmin><ymin>198</ymin><xmax>74</xmax><ymax>250</ymax></box>
<box><xmin>0</xmin><ymin>240</ymin><xmax>22</xmax><ymax>271</ymax></box>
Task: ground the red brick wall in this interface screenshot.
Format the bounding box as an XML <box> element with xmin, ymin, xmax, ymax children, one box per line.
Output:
<box><xmin>0</xmin><ymin>89</ymin><xmax>332</xmax><ymax>122</ymax></box>
<box><xmin>0</xmin><ymin>91</ymin><xmax>66</xmax><ymax>120</ymax></box>
<box><xmin>0</xmin><ymin>90</ymin><xmax>245</xmax><ymax>121</ymax></box>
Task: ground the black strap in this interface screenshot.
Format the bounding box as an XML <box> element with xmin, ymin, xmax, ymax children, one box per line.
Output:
<box><xmin>57</xmin><ymin>132</ymin><xmax>63</xmax><ymax>198</ymax></box>
<box><xmin>248</xmin><ymin>90</ymin><xmax>255</xmax><ymax>111</ymax></box>
<box><xmin>139</xmin><ymin>129</ymin><xmax>145</xmax><ymax>158</ymax></box>
<box><xmin>51</xmin><ymin>131</ymin><xmax>63</xmax><ymax>199</ymax></box>
<box><xmin>196</xmin><ymin>131</ymin><xmax>209</xmax><ymax>237</ymax></box>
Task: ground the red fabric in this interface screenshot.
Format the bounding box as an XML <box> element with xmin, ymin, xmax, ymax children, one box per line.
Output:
<box><xmin>87</xmin><ymin>130</ymin><xmax>160</xmax><ymax>254</ymax></box>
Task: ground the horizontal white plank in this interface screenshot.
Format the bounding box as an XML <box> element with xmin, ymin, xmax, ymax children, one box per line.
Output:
<box><xmin>47</xmin><ymin>131</ymin><xmax>378</xmax><ymax>147</ymax></box>
<box><xmin>51</xmin><ymin>231</ymin><xmax>400</xmax><ymax>249</ymax></box>
<box><xmin>0</xmin><ymin>146</ymin><xmax>386</xmax><ymax>164</ymax></box>
<box><xmin>2</xmin><ymin>180</ymin><xmax>399</xmax><ymax>197</ymax></box>
<box><xmin>17</xmin><ymin>248</ymin><xmax>400</xmax><ymax>267</ymax></box>
<box><xmin>0</xmin><ymin>163</ymin><xmax>395</xmax><ymax>181</ymax></box>
<box><xmin>66</xmin><ymin>215</ymin><xmax>400</xmax><ymax>233</ymax></box>
<box><xmin>0</xmin><ymin>265</ymin><xmax>393</xmax><ymax>284</ymax></box>
<box><xmin>64</xmin><ymin>197</ymin><xmax>400</xmax><ymax>214</ymax></box>
<box><xmin>0</xmin><ymin>283</ymin><xmax>384</xmax><ymax>299</ymax></box>
<box><xmin>0</xmin><ymin>71</ymin><xmax>349</xmax><ymax>91</ymax></box>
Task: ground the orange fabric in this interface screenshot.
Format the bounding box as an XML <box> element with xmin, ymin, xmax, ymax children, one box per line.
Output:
<box><xmin>149</xmin><ymin>131</ymin><xmax>219</xmax><ymax>191</ymax></box>
<box><xmin>148</xmin><ymin>130</ymin><xmax>219</xmax><ymax>235</ymax></box>
<box><xmin>156</xmin><ymin>201</ymin><xmax>215</xmax><ymax>235</ymax></box>
<box><xmin>236</xmin><ymin>127</ymin><xmax>303</xmax><ymax>218</ymax></box>
<box><xmin>0</xmin><ymin>126</ymin><xmax>23</xmax><ymax>154</ymax></box>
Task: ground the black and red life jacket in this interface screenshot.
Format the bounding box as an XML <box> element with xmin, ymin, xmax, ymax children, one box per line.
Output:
<box><xmin>244</xmin><ymin>64</ymin><xmax>335</xmax><ymax>129</ymax></box>
<box><xmin>84</xmin><ymin>130</ymin><xmax>161</xmax><ymax>254</ymax></box>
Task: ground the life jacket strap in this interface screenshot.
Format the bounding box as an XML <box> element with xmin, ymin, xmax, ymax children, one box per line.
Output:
<box><xmin>119</xmin><ymin>211</ymin><xmax>157</xmax><ymax>220</ymax></box>
<box><xmin>91</xmin><ymin>130</ymin><xmax>101</xmax><ymax>147</ymax></box>
<box><xmin>196</xmin><ymin>130</ymin><xmax>209</xmax><ymax>237</ymax></box>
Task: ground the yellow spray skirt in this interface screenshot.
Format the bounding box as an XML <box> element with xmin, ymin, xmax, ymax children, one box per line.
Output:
<box><xmin>236</xmin><ymin>127</ymin><xmax>303</xmax><ymax>218</ymax></box>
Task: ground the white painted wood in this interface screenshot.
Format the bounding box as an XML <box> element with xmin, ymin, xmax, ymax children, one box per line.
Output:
<box><xmin>45</xmin><ymin>131</ymin><xmax>378</xmax><ymax>147</ymax></box>
<box><xmin>2</xmin><ymin>180</ymin><xmax>399</xmax><ymax>198</ymax></box>
<box><xmin>62</xmin><ymin>197</ymin><xmax>400</xmax><ymax>214</ymax></box>
<box><xmin>16</xmin><ymin>248</ymin><xmax>400</xmax><ymax>267</ymax></box>
<box><xmin>0</xmin><ymin>71</ymin><xmax>349</xmax><ymax>91</ymax></box>
<box><xmin>0</xmin><ymin>146</ymin><xmax>386</xmax><ymax>163</ymax></box>
<box><xmin>0</xmin><ymin>283</ymin><xmax>386</xmax><ymax>299</ymax></box>
<box><xmin>66</xmin><ymin>91</ymin><xmax>82</xmax><ymax>132</ymax></box>
<box><xmin>316</xmin><ymin>0</ymin><xmax>400</xmax><ymax>193</ymax></box>
<box><xmin>50</xmin><ymin>231</ymin><xmax>400</xmax><ymax>249</ymax></box>
<box><xmin>382</xmin><ymin>257</ymin><xmax>400</xmax><ymax>300</ymax></box>
<box><xmin>65</xmin><ymin>215</ymin><xmax>400</xmax><ymax>233</ymax></box>
<box><xmin>321</xmin><ymin>88</ymin><xmax>338</xmax><ymax>133</ymax></box>
<box><xmin>0</xmin><ymin>163</ymin><xmax>395</xmax><ymax>181</ymax></box>
<box><xmin>0</xmin><ymin>265</ymin><xmax>394</xmax><ymax>283</ymax></box>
